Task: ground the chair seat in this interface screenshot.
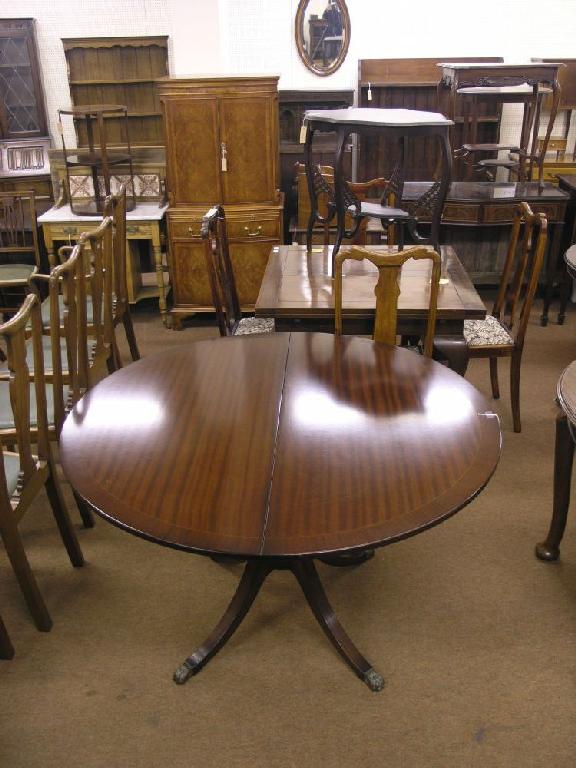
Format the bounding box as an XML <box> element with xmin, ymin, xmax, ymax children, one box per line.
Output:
<box><xmin>0</xmin><ymin>380</ymin><xmax>68</xmax><ymax>431</ymax></box>
<box><xmin>463</xmin><ymin>315</ymin><xmax>514</xmax><ymax>347</ymax></box>
<box><xmin>235</xmin><ymin>317</ymin><xmax>275</xmax><ymax>336</ymax></box>
<box><xmin>564</xmin><ymin>244</ymin><xmax>576</xmax><ymax>276</ymax></box>
<box><xmin>40</xmin><ymin>293</ymin><xmax>111</xmax><ymax>325</ymax></box>
<box><xmin>0</xmin><ymin>264</ymin><xmax>36</xmax><ymax>284</ymax></box>
<box><xmin>3</xmin><ymin>452</ymin><xmax>20</xmax><ymax>496</ymax></box>
<box><xmin>354</xmin><ymin>201</ymin><xmax>412</xmax><ymax>220</ymax></box>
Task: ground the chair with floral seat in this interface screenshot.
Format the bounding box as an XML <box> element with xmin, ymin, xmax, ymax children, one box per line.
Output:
<box><xmin>201</xmin><ymin>206</ymin><xmax>275</xmax><ymax>337</ymax></box>
<box><xmin>463</xmin><ymin>202</ymin><xmax>547</xmax><ymax>432</ymax></box>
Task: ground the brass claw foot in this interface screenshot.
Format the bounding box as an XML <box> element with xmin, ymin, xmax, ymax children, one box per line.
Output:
<box><xmin>364</xmin><ymin>668</ymin><xmax>385</xmax><ymax>692</ymax></box>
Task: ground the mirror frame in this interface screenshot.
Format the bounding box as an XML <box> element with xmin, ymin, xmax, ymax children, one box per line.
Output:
<box><xmin>295</xmin><ymin>0</ymin><xmax>351</xmax><ymax>77</ymax></box>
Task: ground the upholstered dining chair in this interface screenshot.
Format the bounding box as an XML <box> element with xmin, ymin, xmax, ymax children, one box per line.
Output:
<box><xmin>334</xmin><ymin>245</ymin><xmax>442</xmax><ymax>357</ymax></box>
<box><xmin>201</xmin><ymin>206</ymin><xmax>275</xmax><ymax>336</ymax></box>
<box><xmin>103</xmin><ymin>186</ymin><xmax>140</xmax><ymax>363</ymax></box>
<box><xmin>0</xmin><ymin>607</ymin><xmax>14</xmax><ymax>659</ymax></box>
<box><xmin>0</xmin><ymin>293</ymin><xmax>84</xmax><ymax>631</ymax></box>
<box><xmin>0</xmin><ymin>191</ymin><xmax>42</xmax><ymax>316</ymax></box>
<box><xmin>462</xmin><ymin>202</ymin><xmax>547</xmax><ymax>433</ymax></box>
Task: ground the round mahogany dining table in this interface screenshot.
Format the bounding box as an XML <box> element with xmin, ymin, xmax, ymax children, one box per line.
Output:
<box><xmin>60</xmin><ymin>332</ymin><xmax>501</xmax><ymax>691</ymax></box>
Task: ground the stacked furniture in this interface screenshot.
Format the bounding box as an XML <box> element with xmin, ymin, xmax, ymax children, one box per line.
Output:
<box><xmin>62</xmin><ymin>36</ymin><xmax>169</xmax><ymax>148</ymax></box>
<box><xmin>157</xmin><ymin>75</ymin><xmax>283</xmax><ymax>328</ymax></box>
<box><xmin>356</xmin><ymin>57</ymin><xmax>503</xmax><ymax>182</ymax></box>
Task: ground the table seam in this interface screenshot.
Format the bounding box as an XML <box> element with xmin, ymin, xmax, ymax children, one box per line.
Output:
<box><xmin>259</xmin><ymin>331</ymin><xmax>292</xmax><ymax>555</ymax></box>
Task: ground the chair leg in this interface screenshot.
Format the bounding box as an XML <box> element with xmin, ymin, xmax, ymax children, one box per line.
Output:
<box><xmin>489</xmin><ymin>357</ymin><xmax>500</xmax><ymax>399</ymax></box>
<box><xmin>0</xmin><ymin>506</ymin><xmax>52</xmax><ymax>631</ymax></box>
<box><xmin>73</xmin><ymin>489</ymin><xmax>95</xmax><ymax>528</ymax></box>
<box><xmin>536</xmin><ymin>411</ymin><xmax>575</xmax><ymax>561</ymax></box>
<box><xmin>45</xmin><ymin>456</ymin><xmax>84</xmax><ymax>569</ymax></box>
<box><xmin>122</xmin><ymin>312</ymin><xmax>140</xmax><ymax>361</ymax></box>
<box><xmin>0</xmin><ymin>610</ymin><xmax>14</xmax><ymax>659</ymax></box>
<box><xmin>510</xmin><ymin>351</ymin><xmax>522</xmax><ymax>433</ymax></box>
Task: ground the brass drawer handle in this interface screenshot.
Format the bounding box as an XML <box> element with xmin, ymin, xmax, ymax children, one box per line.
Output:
<box><xmin>243</xmin><ymin>224</ymin><xmax>262</xmax><ymax>237</ymax></box>
<box><xmin>62</xmin><ymin>226</ymin><xmax>79</xmax><ymax>235</ymax></box>
<box><xmin>187</xmin><ymin>226</ymin><xmax>201</xmax><ymax>237</ymax></box>
<box><xmin>126</xmin><ymin>225</ymin><xmax>141</xmax><ymax>235</ymax></box>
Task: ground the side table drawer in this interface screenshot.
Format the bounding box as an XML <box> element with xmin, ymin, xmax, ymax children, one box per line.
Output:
<box><xmin>442</xmin><ymin>204</ymin><xmax>481</xmax><ymax>224</ymax></box>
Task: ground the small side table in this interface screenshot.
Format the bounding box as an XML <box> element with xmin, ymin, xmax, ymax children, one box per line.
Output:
<box><xmin>437</xmin><ymin>62</ymin><xmax>565</xmax><ymax>182</ymax></box>
<box><xmin>38</xmin><ymin>202</ymin><xmax>170</xmax><ymax>326</ymax></box>
<box><xmin>536</xmin><ymin>361</ymin><xmax>576</xmax><ymax>561</ymax></box>
<box><xmin>302</xmin><ymin>107</ymin><xmax>453</xmax><ymax>267</ymax></box>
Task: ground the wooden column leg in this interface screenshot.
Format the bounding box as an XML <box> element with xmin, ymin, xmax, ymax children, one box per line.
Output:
<box><xmin>541</xmin><ymin>222</ymin><xmax>564</xmax><ymax>327</ymax></box>
<box><xmin>536</xmin><ymin>411</ymin><xmax>575</xmax><ymax>561</ymax></box>
<box><xmin>72</xmin><ymin>488</ymin><xmax>95</xmax><ymax>529</ymax></box>
<box><xmin>0</xmin><ymin>507</ymin><xmax>52</xmax><ymax>631</ymax></box>
<box><xmin>0</xmin><ymin>611</ymin><xmax>14</xmax><ymax>659</ymax></box>
<box><xmin>152</xmin><ymin>235</ymin><xmax>168</xmax><ymax>329</ymax></box>
<box><xmin>173</xmin><ymin>559</ymin><xmax>272</xmax><ymax>684</ymax></box>
<box><xmin>432</xmin><ymin>335</ymin><xmax>470</xmax><ymax>376</ymax></box>
<box><xmin>45</xmin><ymin>457</ymin><xmax>84</xmax><ymax>568</ymax></box>
<box><xmin>291</xmin><ymin>559</ymin><xmax>384</xmax><ymax>692</ymax></box>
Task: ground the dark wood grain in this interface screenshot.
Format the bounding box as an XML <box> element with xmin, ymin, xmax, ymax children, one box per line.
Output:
<box><xmin>60</xmin><ymin>333</ymin><xmax>500</xmax><ymax>559</ymax></box>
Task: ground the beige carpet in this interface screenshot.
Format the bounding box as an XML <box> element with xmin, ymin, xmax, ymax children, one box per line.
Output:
<box><xmin>1</xmin><ymin>297</ymin><xmax>576</xmax><ymax>768</ymax></box>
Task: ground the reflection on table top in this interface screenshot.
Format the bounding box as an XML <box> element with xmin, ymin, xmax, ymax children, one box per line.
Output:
<box><xmin>256</xmin><ymin>245</ymin><xmax>486</xmax><ymax>320</ymax></box>
<box><xmin>402</xmin><ymin>181</ymin><xmax>568</xmax><ymax>203</ymax></box>
<box><xmin>60</xmin><ymin>333</ymin><xmax>501</xmax><ymax>558</ymax></box>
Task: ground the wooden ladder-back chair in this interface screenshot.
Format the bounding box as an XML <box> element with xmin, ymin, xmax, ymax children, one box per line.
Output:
<box><xmin>334</xmin><ymin>245</ymin><xmax>442</xmax><ymax>357</ymax></box>
<box><xmin>0</xmin><ymin>293</ymin><xmax>84</xmax><ymax>631</ymax></box>
<box><xmin>463</xmin><ymin>202</ymin><xmax>547</xmax><ymax>432</ymax></box>
<box><xmin>0</xmin><ymin>191</ymin><xmax>41</xmax><ymax>315</ymax></box>
<box><xmin>201</xmin><ymin>206</ymin><xmax>275</xmax><ymax>337</ymax></box>
<box><xmin>103</xmin><ymin>185</ymin><xmax>141</xmax><ymax>362</ymax></box>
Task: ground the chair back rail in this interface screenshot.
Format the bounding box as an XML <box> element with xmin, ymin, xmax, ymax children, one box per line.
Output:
<box><xmin>201</xmin><ymin>206</ymin><xmax>241</xmax><ymax>337</ymax></box>
<box><xmin>0</xmin><ymin>192</ymin><xmax>40</xmax><ymax>264</ymax></box>
<box><xmin>334</xmin><ymin>245</ymin><xmax>441</xmax><ymax>357</ymax></box>
<box><xmin>0</xmin><ymin>294</ymin><xmax>49</xmax><ymax>484</ymax></box>
<box><xmin>493</xmin><ymin>201</ymin><xmax>548</xmax><ymax>350</ymax></box>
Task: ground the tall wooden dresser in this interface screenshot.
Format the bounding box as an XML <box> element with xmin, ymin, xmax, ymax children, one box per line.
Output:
<box><xmin>157</xmin><ymin>75</ymin><xmax>283</xmax><ymax>328</ymax></box>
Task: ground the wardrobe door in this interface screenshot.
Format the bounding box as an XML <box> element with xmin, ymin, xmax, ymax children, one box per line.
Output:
<box><xmin>162</xmin><ymin>95</ymin><xmax>222</xmax><ymax>205</ymax></box>
<box><xmin>219</xmin><ymin>95</ymin><xmax>278</xmax><ymax>205</ymax></box>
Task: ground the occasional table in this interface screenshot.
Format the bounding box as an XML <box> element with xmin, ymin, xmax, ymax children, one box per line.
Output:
<box><xmin>38</xmin><ymin>202</ymin><xmax>170</xmax><ymax>326</ymax></box>
<box><xmin>536</xmin><ymin>361</ymin><xmax>576</xmax><ymax>562</ymax></box>
<box><xmin>302</xmin><ymin>108</ymin><xmax>453</xmax><ymax>264</ymax></box>
<box><xmin>256</xmin><ymin>244</ymin><xmax>485</xmax><ymax>375</ymax></box>
<box><xmin>60</xmin><ymin>333</ymin><xmax>501</xmax><ymax>691</ymax></box>
<box><xmin>437</xmin><ymin>62</ymin><xmax>565</xmax><ymax>182</ymax></box>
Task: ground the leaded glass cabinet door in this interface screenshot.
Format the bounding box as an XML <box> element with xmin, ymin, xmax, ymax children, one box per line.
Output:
<box><xmin>0</xmin><ymin>19</ymin><xmax>47</xmax><ymax>139</ymax></box>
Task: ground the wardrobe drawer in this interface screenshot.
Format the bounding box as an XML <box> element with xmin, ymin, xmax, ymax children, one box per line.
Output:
<box><xmin>226</xmin><ymin>216</ymin><xmax>280</xmax><ymax>240</ymax></box>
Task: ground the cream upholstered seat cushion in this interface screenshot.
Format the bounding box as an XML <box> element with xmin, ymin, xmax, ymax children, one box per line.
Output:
<box><xmin>235</xmin><ymin>317</ymin><xmax>275</xmax><ymax>336</ymax></box>
<box><xmin>463</xmin><ymin>314</ymin><xmax>514</xmax><ymax>347</ymax></box>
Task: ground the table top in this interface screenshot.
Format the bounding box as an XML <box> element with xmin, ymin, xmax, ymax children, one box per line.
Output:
<box><xmin>557</xmin><ymin>361</ymin><xmax>576</xmax><ymax>425</ymax></box>
<box><xmin>255</xmin><ymin>245</ymin><xmax>486</xmax><ymax>321</ymax></box>
<box><xmin>304</xmin><ymin>107</ymin><xmax>453</xmax><ymax>127</ymax></box>
<box><xmin>557</xmin><ymin>174</ymin><xmax>576</xmax><ymax>192</ymax></box>
<box><xmin>60</xmin><ymin>333</ymin><xmax>501</xmax><ymax>558</ymax></box>
<box><xmin>438</xmin><ymin>62</ymin><xmax>565</xmax><ymax>71</ymax></box>
<box><xmin>403</xmin><ymin>180</ymin><xmax>568</xmax><ymax>203</ymax></box>
<box><xmin>37</xmin><ymin>202</ymin><xmax>168</xmax><ymax>224</ymax></box>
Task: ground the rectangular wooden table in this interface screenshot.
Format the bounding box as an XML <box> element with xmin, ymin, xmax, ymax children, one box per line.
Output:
<box><xmin>255</xmin><ymin>244</ymin><xmax>486</xmax><ymax>374</ymax></box>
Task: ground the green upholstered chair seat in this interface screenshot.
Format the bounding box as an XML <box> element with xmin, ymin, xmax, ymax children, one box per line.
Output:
<box><xmin>3</xmin><ymin>453</ymin><xmax>20</xmax><ymax>495</ymax></box>
<box><xmin>40</xmin><ymin>292</ymin><xmax>117</xmax><ymax>326</ymax></box>
<box><xmin>0</xmin><ymin>380</ymin><xmax>68</xmax><ymax>431</ymax></box>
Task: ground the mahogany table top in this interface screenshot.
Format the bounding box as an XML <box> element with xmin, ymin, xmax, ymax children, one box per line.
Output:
<box><xmin>304</xmin><ymin>107</ymin><xmax>453</xmax><ymax>128</ymax></box>
<box><xmin>60</xmin><ymin>333</ymin><xmax>501</xmax><ymax>559</ymax></box>
<box><xmin>255</xmin><ymin>245</ymin><xmax>486</xmax><ymax>322</ymax></box>
<box><xmin>557</xmin><ymin>360</ymin><xmax>576</xmax><ymax>425</ymax></box>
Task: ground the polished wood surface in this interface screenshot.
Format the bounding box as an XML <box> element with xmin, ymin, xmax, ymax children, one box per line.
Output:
<box><xmin>158</xmin><ymin>76</ymin><xmax>283</xmax><ymax>323</ymax></box>
<box><xmin>60</xmin><ymin>333</ymin><xmax>501</xmax><ymax>559</ymax></box>
<box><xmin>256</xmin><ymin>244</ymin><xmax>485</xmax><ymax>324</ymax></box>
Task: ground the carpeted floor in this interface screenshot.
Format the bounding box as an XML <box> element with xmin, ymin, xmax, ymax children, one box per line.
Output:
<box><xmin>1</xmin><ymin>295</ymin><xmax>576</xmax><ymax>768</ymax></box>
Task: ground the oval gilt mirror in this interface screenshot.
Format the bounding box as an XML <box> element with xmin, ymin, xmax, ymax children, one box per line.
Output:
<box><xmin>295</xmin><ymin>0</ymin><xmax>351</xmax><ymax>77</ymax></box>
